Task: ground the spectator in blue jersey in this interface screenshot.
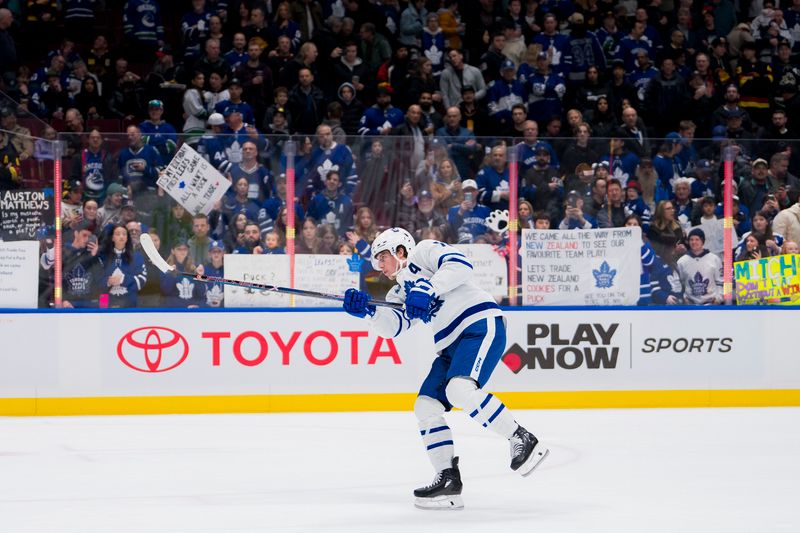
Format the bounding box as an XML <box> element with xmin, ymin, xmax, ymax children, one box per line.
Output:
<box><xmin>652</xmin><ymin>135</ymin><xmax>684</xmax><ymax>204</ymax></box>
<box><xmin>118</xmin><ymin>125</ymin><xmax>160</xmax><ymax>196</ymax></box>
<box><xmin>40</xmin><ymin>219</ymin><xmax>102</xmax><ymax>308</ymax></box>
<box><xmin>223</xmin><ymin>176</ymin><xmax>263</xmax><ymax>224</ymax></box>
<box><xmin>624</xmin><ymin>180</ymin><xmax>652</xmax><ymax>231</ymax></box>
<box><xmin>196</xmin><ymin>112</ymin><xmax>232</xmax><ymax>173</ymax></box>
<box><xmin>486</xmin><ymin>59</ymin><xmax>526</xmax><ymax>131</ymax></box>
<box><xmin>690</xmin><ymin>159</ymin><xmax>715</xmax><ymax>200</ymax></box>
<box><xmin>262</xmin><ymin>173</ymin><xmax>304</xmax><ymax>225</ymax></box>
<box><xmin>214</xmin><ymin>78</ymin><xmax>256</xmax><ymax>125</ymax></box>
<box><xmin>195</xmin><ymin>239</ymin><xmax>225</xmax><ymax>307</ymax></box>
<box><xmin>436</xmin><ymin>107</ymin><xmax>481</xmax><ymax>180</ymax></box>
<box><xmin>533</xmin><ymin>13</ymin><xmax>571</xmax><ymax>78</ymax></box>
<box><xmin>558</xmin><ymin>189</ymin><xmax>597</xmax><ymax>229</ymax></box>
<box><xmin>615</xmin><ymin>20</ymin><xmax>654</xmax><ymax>72</ymax></box>
<box><xmin>358</xmin><ymin>83</ymin><xmax>405</xmax><ymax>136</ymax></box>
<box><xmin>99</xmin><ymin>224</ymin><xmax>147</xmax><ymax>308</ymax></box>
<box><xmin>70</xmin><ymin>129</ymin><xmax>119</xmax><ymax>201</ymax></box>
<box><xmin>123</xmin><ymin>0</ymin><xmax>165</xmax><ymax>60</ymax></box>
<box><xmin>160</xmin><ymin>238</ymin><xmax>203</xmax><ymax>307</ymax></box>
<box><xmin>180</xmin><ymin>0</ymin><xmax>212</xmax><ymax>62</ymax></box>
<box><xmin>476</xmin><ymin>144</ymin><xmax>511</xmax><ymax>212</ymax></box>
<box><xmin>627</xmin><ymin>50</ymin><xmax>658</xmax><ymax>106</ymax></box>
<box><xmin>304</xmin><ymin>123</ymin><xmax>357</xmax><ymax>198</ymax></box>
<box><xmin>139</xmin><ymin>99</ymin><xmax>177</xmax><ymax>166</ymax></box>
<box><xmin>224</xmin><ymin>33</ymin><xmax>248</xmax><ymax>70</ymax></box>
<box><xmin>525</xmin><ymin>51</ymin><xmax>567</xmax><ymax>128</ymax></box>
<box><xmin>221</xmin><ymin>108</ymin><xmax>267</xmax><ymax>166</ymax></box>
<box><xmin>564</xmin><ymin>12</ymin><xmax>606</xmax><ymax>84</ymax></box>
<box><xmin>268</xmin><ymin>2</ymin><xmax>302</xmax><ymax>52</ymax></box>
<box><xmin>287</xmin><ymin>67</ymin><xmax>325</xmax><ymax>135</ymax></box>
<box><xmin>230</xmin><ymin>221</ymin><xmax>264</xmax><ymax>254</ymax></box>
<box><xmin>625</xmin><ymin>214</ymin><xmax>681</xmax><ymax>305</ymax></box>
<box><xmin>448</xmin><ymin>179</ymin><xmax>491</xmax><ymax>244</ymax></box>
<box><xmin>307</xmin><ymin>170</ymin><xmax>353</xmax><ymax>237</ymax></box>
<box><xmin>600</xmin><ymin>133</ymin><xmax>640</xmax><ymax>185</ymax></box>
<box><xmin>516</xmin><ymin>120</ymin><xmax>559</xmax><ymax>174</ymax></box>
<box><xmin>227</xmin><ymin>140</ymin><xmax>272</xmax><ymax>202</ymax></box>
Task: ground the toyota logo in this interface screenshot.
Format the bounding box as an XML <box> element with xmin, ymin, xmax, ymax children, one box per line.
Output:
<box><xmin>117</xmin><ymin>327</ymin><xmax>189</xmax><ymax>373</ymax></box>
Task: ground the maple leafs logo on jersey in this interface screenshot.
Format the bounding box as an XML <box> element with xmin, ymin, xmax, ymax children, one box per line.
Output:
<box><xmin>347</xmin><ymin>253</ymin><xmax>364</xmax><ymax>272</ymax></box>
<box><xmin>592</xmin><ymin>261</ymin><xmax>616</xmax><ymax>289</ymax></box>
<box><xmin>176</xmin><ymin>278</ymin><xmax>196</xmax><ymax>299</ymax></box>
<box><xmin>425</xmin><ymin>44</ymin><xmax>443</xmax><ymax>66</ymax></box>
<box><xmin>317</xmin><ymin>158</ymin><xmax>340</xmax><ymax>180</ymax></box>
<box><xmin>688</xmin><ymin>271</ymin><xmax>710</xmax><ymax>297</ymax></box>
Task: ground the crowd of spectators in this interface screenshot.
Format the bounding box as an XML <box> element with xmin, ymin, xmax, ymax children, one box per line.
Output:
<box><xmin>2</xmin><ymin>0</ymin><xmax>800</xmax><ymax>308</ymax></box>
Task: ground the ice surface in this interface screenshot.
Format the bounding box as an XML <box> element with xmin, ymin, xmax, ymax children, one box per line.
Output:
<box><xmin>1</xmin><ymin>408</ymin><xmax>798</xmax><ymax>533</ymax></box>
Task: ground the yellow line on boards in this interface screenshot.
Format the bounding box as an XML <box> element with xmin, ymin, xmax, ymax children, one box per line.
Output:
<box><xmin>1</xmin><ymin>390</ymin><xmax>799</xmax><ymax>416</ymax></box>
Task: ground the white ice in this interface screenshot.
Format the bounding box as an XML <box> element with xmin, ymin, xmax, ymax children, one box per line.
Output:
<box><xmin>1</xmin><ymin>407</ymin><xmax>798</xmax><ymax>533</ymax></box>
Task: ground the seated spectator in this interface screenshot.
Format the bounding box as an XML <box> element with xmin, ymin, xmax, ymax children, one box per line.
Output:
<box><xmin>345</xmin><ymin>206</ymin><xmax>379</xmax><ymax>264</ymax></box>
<box><xmin>223</xmin><ymin>176</ymin><xmax>271</xmax><ymax>234</ymax></box>
<box><xmin>139</xmin><ymin>99</ymin><xmax>178</xmax><ymax>166</ymax></box>
<box><xmin>69</xmin><ymin>129</ymin><xmax>118</xmax><ymax>201</ymax></box>
<box><xmin>33</xmin><ymin>126</ymin><xmax>59</xmax><ymax>161</ymax></box>
<box><xmin>40</xmin><ymin>219</ymin><xmax>102</xmax><ymax>308</ymax></box>
<box><xmin>183</xmin><ymin>71</ymin><xmax>209</xmax><ymax>143</ymax></box>
<box><xmin>231</xmin><ymin>221</ymin><xmax>263</xmax><ymax>254</ymax></box>
<box><xmin>316</xmin><ymin>223</ymin><xmax>340</xmax><ymax>254</ymax></box>
<box><xmin>195</xmin><ymin>239</ymin><xmax>225</xmax><ymax>308</ymax></box>
<box><xmin>188</xmin><ymin>213</ymin><xmax>212</xmax><ymax>266</ymax></box>
<box><xmin>448</xmin><ymin>179</ymin><xmax>491</xmax><ymax>243</ymax></box>
<box><xmin>690</xmin><ymin>159</ymin><xmax>716</xmax><ymax>200</ymax></box>
<box><xmin>306</xmin><ymin>170</ymin><xmax>353</xmax><ymax>237</ymax></box>
<box><xmin>771</xmin><ymin>196</ymin><xmax>800</xmax><ymax>245</ymax></box>
<box><xmin>204</xmin><ymin>71</ymin><xmax>229</xmax><ymax>115</ymax></box>
<box><xmin>118</xmin><ymin>125</ymin><xmax>161</xmax><ymax>196</ymax></box>
<box><xmin>624</xmin><ymin>181</ymin><xmax>652</xmax><ymax>231</ymax></box>
<box><xmin>486</xmin><ymin>59</ymin><xmax>526</xmax><ymax>131</ymax></box>
<box><xmin>647</xmin><ymin>200</ymin><xmax>686</xmax><ymax>267</ymax></box>
<box><xmin>160</xmin><ymin>239</ymin><xmax>203</xmax><ymax>307</ymax></box>
<box><xmin>0</xmin><ymin>108</ymin><xmax>33</xmax><ymax>160</ymax></box>
<box><xmin>672</xmin><ymin>177</ymin><xmax>695</xmax><ymax>232</ymax></box>
<box><xmin>97</xmin><ymin>183</ymin><xmax>127</xmax><ymax>228</ymax></box>
<box><xmin>295</xmin><ymin>217</ymin><xmax>322</xmax><ymax>254</ymax></box>
<box><xmin>197</xmin><ymin>113</ymin><xmax>232</xmax><ymax>173</ymax></box>
<box><xmin>98</xmin><ymin>224</ymin><xmax>147</xmax><ymax>308</ymax></box>
<box><xmin>625</xmin><ymin>214</ymin><xmax>682</xmax><ymax>306</ymax></box>
<box><xmin>223</xmin><ymin>212</ymin><xmax>247</xmax><ymax>252</ymax></box>
<box><xmin>735</xmin><ymin>210</ymin><xmax>783</xmax><ymax>259</ymax></box>
<box><xmin>476</xmin><ymin>144</ymin><xmax>511</xmax><ymax>212</ymax></box>
<box><xmin>597</xmin><ymin>178</ymin><xmax>627</xmax><ymax>228</ymax></box>
<box><xmin>260</xmin><ymin>230</ymin><xmax>286</xmax><ymax>255</ymax></box>
<box><xmin>358</xmin><ymin>83</ymin><xmax>404</xmax><ymax>136</ymax></box>
<box><xmin>304</xmin><ymin>123</ymin><xmax>357</xmax><ymax>197</ymax></box>
<box><xmin>739</xmin><ymin>158</ymin><xmax>774</xmax><ymax>214</ymax></box>
<box><xmin>781</xmin><ymin>241</ymin><xmax>799</xmax><ymax>255</ymax></box>
<box><xmin>560</xmin><ymin>123</ymin><xmax>600</xmax><ymax>179</ymax></box>
<box><xmin>558</xmin><ymin>190</ymin><xmax>597</xmax><ymax>230</ymax></box>
<box><xmin>411</xmin><ymin>189</ymin><xmax>450</xmax><ymax>242</ymax></box>
<box><xmin>228</xmin><ymin>140</ymin><xmax>272</xmax><ymax>202</ymax></box>
<box><xmin>435</xmin><ymin>107</ymin><xmax>481</xmax><ymax>180</ymax></box>
<box><xmin>152</xmin><ymin>200</ymin><xmax>193</xmax><ymax>252</ymax></box>
<box><xmin>429</xmin><ymin>158</ymin><xmax>463</xmax><ymax>214</ymax></box>
<box><xmin>522</xmin><ymin>146</ymin><xmax>562</xmax><ymax>225</ymax></box>
<box><xmin>214</xmin><ymin>78</ymin><xmax>256</xmax><ymax>124</ymax></box>
<box><xmin>677</xmin><ymin>228</ymin><xmax>723</xmax><ymax>305</ymax></box>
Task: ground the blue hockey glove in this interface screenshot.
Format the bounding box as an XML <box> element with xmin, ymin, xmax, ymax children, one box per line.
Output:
<box><xmin>343</xmin><ymin>288</ymin><xmax>376</xmax><ymax>318</ymax></box>
<box><xmin>406</xmin><ymin>279</ymin><xmax>435</xmax><ymax>323</ymax></box>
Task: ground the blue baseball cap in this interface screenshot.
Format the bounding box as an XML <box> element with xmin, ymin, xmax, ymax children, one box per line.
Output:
<box><xmin>208</xmin><ymin>239</ymin><xmax>224</xmax><ymax>252</ymax></box>
<box><xmin>501</xmin><ymin>59</ymin><xmax>516</xmax><ymax>72</ymax></box>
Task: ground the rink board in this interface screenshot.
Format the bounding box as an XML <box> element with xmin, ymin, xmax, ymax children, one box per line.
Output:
<box><xmin>0</xmin><ymin>308</ymin><xmax>799</xmax><ymax>415</ymax></box>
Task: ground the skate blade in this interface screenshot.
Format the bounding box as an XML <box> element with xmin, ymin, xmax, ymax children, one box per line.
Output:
<box><xmin>519</xmin><ymin>443</ymin><xmax>550</xmax><ymax>477</ymax></box>
<box><xmin>414</xmin><ymin>494</ymin><xmax>464</xmax><ymax>510</ymax></box>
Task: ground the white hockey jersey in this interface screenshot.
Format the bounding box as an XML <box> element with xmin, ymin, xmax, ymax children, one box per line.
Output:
<box><xmin>368</xmin><ymin>240</ymin><xmax>503</xmax><ymax>351</ymax></box>
<box><xmin>676</xmin><ymin>249</ymin><xmax>723</xmax><ymax>305</ymax></box>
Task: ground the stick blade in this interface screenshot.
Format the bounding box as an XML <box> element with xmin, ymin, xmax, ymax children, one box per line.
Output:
<box><xmin>140</xmin><ymin>232</ymin><xmax>174</xmax><ymax>273</ymax></box>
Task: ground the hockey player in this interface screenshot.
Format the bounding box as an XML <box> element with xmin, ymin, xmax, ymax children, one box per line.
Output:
<box><xmin>342</xmin><ymin>228</ymin><xmax>548</xmax><ymax>510</ymax></box>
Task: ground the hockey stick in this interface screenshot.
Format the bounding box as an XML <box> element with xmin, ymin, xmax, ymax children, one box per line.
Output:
<box><xmin>139</xmin><ymin>233</ymin><xmax>403</xmax><ymax>309</ymax></box>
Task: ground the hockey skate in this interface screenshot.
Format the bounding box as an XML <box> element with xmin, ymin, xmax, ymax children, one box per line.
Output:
<box><xmin>509</xmin><ymin>426</ymin><xmax>549</xmax><ymax>477</ymax></box>
<box><xmin>413</xmin><ymin>457</ymin><xmax>464</xmax><ymax>510</ymax></box>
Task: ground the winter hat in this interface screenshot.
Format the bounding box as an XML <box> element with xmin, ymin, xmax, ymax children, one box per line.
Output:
<box><xmin>688</xmin><ymin>227</ymin><xmax>705</xmax><ymax>243</ymax></box>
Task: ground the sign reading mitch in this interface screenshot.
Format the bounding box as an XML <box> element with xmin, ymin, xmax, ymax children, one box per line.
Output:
<box><xmin>521</xmin><ymin>228</ymin><xmax>640</xmax><ymax>305</ymax></box>
<box><xmin>503</xmin><ymin>323</ymin><xmax>621</xmax><ymax>372</ymax></box>
<box><xmin>0</xmin><ymin>188</ymin><xmax>54</xmax><ymax>240</ymax></box>
<box><xmin>734</xmin><ymin>254</ymin><xmax>800</xmax><ymax>305</ymax></box>
<box><xmin>158</xmin><ymin>144</ymin><xmax>231</xmax><ymax>216</ymax></box>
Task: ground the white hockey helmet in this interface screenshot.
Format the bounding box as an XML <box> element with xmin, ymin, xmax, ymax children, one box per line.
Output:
<box><xmin>370</xmin><ymin>227</ymin><xmax>416</xmax><ymax>270</ymax></box>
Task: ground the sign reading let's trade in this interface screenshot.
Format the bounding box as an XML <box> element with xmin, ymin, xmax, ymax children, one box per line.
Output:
<box><xmin>521</xmin><ymin>228</ymin><xmax>641</xmax><ymax>306</ymax></box>
<box><xmin>158</xmin><ymin>144</ymin><xmax>231</xmax><ymax>216</ymax></box>
<box><xmin>734</xmin><ymin>254</ymin><xmax>800</xmax><ymax>305</ymax></box>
